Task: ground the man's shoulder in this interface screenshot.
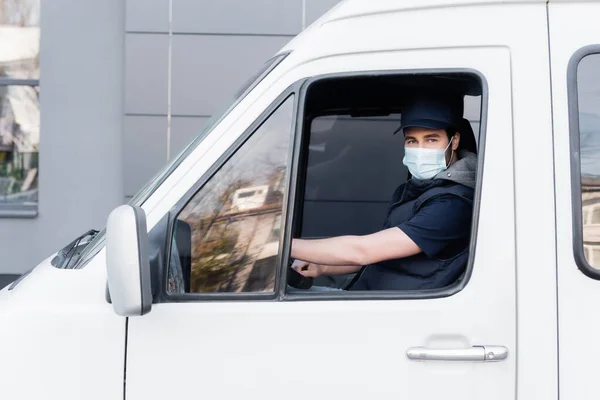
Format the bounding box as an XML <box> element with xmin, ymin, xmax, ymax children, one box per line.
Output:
<box><xmin>416</xmin><ymin>182</ymin><xmax>474</xmax><ymax>209</ymax></box>
<box><xmin>413</xmin><ymin>193</ymin><xmax>473</xmax><ymax>230</ymax></box>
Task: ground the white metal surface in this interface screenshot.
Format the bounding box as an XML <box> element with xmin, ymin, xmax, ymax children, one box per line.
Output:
<box><xmin>124</xmin><ymin>3</ymin><xmax>527</xmax><ymax>400</ymax></box>
<box><xmin>549</xmin><ymin>3</ymin><xmax>600</xmax><ymax>400</ymax></box>
<box><xmin>0</xmin><ymin>256</ymin><xmax>125</xmax><ymax>399</ymax></box>
<box><xmin>0</xmin><ymin>0</ymin><xmax>585</xmax><ymax>398</ymax></box>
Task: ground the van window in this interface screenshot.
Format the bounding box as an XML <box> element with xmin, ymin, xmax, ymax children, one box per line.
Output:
<box><xmin>291</xmin><ymin>74</ymin><xmax>482</xmax><ymax>293</ymax></box>
<box><xmin>572</xmin><ymin>52</ymin><xmax>600</xmax><ymax>273</ymax></box>
<box><xmin>165</xmin><ymin>73</ymin><xmax>485</xmax><ymax>300</ymax></box>
<box><xmin>167</xmin><ymin>96</ymin><xmax>294</xmax><ymax>294</ymax></box>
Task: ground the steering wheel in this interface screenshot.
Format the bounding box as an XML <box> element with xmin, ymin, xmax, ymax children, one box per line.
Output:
<box><xmin>287</xmin><ymin>259</ymin><xmax>314</xmax><ymax>290</ymax></box>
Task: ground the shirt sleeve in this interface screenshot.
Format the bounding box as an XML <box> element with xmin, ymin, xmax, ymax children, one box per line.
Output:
<box><xmin>396</xmin><ymin>195</ymin><xmax>473</xmax><ymax>258</ymax></box>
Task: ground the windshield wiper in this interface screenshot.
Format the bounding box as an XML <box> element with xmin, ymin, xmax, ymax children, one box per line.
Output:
<box><xmin>51</xmin><ymin>229</ymin><xmax>100</xmax><ymax>269</ymax></box>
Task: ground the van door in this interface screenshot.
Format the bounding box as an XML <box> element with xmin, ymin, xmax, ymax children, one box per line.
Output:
<box><xmin>549</xmin><ymin>2</ymin><xmax>600</xmax><ymax>399</ymax></box>
<box><xmin>123</xmin><ymin>44</ymin><xmax>517</xmax><ymax>399</ymax></box>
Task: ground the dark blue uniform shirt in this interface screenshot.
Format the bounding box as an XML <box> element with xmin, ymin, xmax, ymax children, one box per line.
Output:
<box><xmin>397</xmin><ymin>194</ymin><xmax>472</xmax><ymax>259</ymax></box>
<box><xmin>349</xmin><ymin>179</ymin><xmax>474</xmax><ymax>291</ymax></box>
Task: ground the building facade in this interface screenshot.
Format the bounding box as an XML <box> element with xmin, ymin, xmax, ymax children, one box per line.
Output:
<box><xmin>0</xmin><ymin>0</ymin><xmax>340</xmax><ymax>285</ymax></box>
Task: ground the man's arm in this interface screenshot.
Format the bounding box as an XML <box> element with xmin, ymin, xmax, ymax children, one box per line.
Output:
<box><xmin>291</xmin><ymin>260</ymin><xmax>362</xmax><ymax>277</ymax></box>
<box><xmin>291</xmin><ymin>228</ymin><xmax>422</xmax><ymax>267</ymax></box>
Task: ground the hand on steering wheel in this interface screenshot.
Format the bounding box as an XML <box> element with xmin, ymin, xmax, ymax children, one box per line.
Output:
<box><xmin>287</xmin><ymin>258</ymin><xmax>314</xmax><ymax>289</ymax></box>
<box><xmin>291</xmin><ymin>259</ymin><xmax>325</xmax><ymax>278</ymax></box>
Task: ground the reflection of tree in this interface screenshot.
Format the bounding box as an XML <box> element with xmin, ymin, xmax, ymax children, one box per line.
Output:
<box><xmin>175</xmin><ymin>98</ymin><xmax>294</xmax><ymax>293</ymax></box>
<box><xmin>190</xmin><ymin>222</ymin><xmax>241</xmax><ymax>292</ymax></box>
<box><xmin>0</xmin><ymin>0</ymin><xmax>40</xmax><ymax>202</ymax></box>
<box><xmin>187</xmin><ymin>178</ymin><xmax>248</xmax><ymax>292</ymax></box>
<box><xmin>189</xmin><ymin>177</ymin><xmax>251</xmax><ymax>240</ymax></box>
<box><xmin>182</xmin><ymin>170</ymin><xmax>285</xmax><ymax>293</ymax></box>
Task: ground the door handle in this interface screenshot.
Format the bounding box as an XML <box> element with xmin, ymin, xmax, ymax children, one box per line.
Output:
<box><xmin>406</xmin><ymin>346</ymin><xmax>508</xmax><ymax>362</ymax></box>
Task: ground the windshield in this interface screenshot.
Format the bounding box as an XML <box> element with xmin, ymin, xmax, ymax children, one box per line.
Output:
<box><xmin>73</xmin><ymin>52</ymin><xmax>290</xmax><ymax>269</ymax></box>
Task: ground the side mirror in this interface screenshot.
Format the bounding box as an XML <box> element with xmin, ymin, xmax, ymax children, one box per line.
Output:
<box><xmin>106</xmin><ymin>205</ymin><xmax>152</xmax><ymax>316</ymax></box>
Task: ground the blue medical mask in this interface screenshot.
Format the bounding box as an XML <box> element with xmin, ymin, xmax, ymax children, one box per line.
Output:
<box><xmin>402</xmin><ymin>137</ymin><xmax>454</xmax><ymax>180</ymax></box>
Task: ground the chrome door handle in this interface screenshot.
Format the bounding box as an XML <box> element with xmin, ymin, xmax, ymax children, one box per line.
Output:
<box><xmin>406</xmin><ymin>346</ymin><xmax>508</xmax><ymax>362</ymax></box>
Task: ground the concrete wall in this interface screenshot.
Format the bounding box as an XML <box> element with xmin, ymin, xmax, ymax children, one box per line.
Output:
<box><xmin>0</xmin><ymin>0</ymin><xmax>340</xmax><ymax>277</ymax></box>
<box><xmin>123</xmin><ymin>0</ymin><xmax>341</xmax><ymax>200</ymax></box>
<box><xmin>0</xmin><ymin>0</ymin><xmax>125</xmax><ymax>277</ymax></box>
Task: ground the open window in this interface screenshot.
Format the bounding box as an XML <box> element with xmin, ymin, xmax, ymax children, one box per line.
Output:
<box><xmin>163</xmin><ymin>71</ymin><xmax>484</xmax><ymax>301</ymax></box>
<box><xmin>288</xmin><ymin>72</ymin><xmax>483</xmax><ymax>294</ymax></box>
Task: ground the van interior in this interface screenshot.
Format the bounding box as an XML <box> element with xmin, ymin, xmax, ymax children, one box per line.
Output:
<box><xmin>293</xmin><ymin>73</ymin><xmax>482</xmax><ymax>289</ymax></box>
<box><xmin>171</xmin><ymin>73</ymin><xmax>483</xmax><ymax>294</ymax></box>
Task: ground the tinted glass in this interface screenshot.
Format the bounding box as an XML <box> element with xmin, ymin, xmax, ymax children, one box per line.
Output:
<box><xmin>577</xmin><ymin>54</ymin><xmax>600</xmax><ymax>269</ymax></box>
<box><xmin>168</xmin><ymin>96</ymin><xmax>294</xmax><ymax>294</ymax></box>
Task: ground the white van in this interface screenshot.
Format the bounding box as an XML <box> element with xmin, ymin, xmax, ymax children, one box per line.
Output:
<box><xmin>2</xmin><ymin>0</ymin><xmax>600</xmax><ymax>398</ymax></box>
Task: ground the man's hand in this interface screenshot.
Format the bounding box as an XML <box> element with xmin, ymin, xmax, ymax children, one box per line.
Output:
<box><xmin>291</xmin><ymin>259</ymin><xmax>325</xmax><ymax>278</ymax></box>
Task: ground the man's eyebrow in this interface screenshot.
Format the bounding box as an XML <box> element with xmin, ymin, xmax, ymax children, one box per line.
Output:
<box><xmin>423</xmin><ymin>133</ymin><xmax>443</xmax><ymax>138</ymax></box>
<box><xmin>404</xmin><ymin>135</ymin><xmax>416</xmax><ymax>141</ymax></box>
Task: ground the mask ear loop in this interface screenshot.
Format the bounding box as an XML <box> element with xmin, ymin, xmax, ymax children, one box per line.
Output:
<box><xmin>445</xmin><ymin>135</ymin><xmax>455</xmax><ymax>168</ymax></box>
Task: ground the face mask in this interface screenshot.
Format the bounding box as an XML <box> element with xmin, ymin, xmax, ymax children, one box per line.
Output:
<box><xmin>402</xmin><ymin>137</ymin><xmax>454</xmax><ymax>180</ymax></box>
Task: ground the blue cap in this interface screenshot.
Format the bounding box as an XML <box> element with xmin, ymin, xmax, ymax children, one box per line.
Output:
<box><xmin>394</xmin><ymin>95</ymin><xmax>463</xmax><ymax>134</ymax></box>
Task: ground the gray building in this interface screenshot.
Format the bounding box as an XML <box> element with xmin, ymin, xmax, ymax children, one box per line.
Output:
<box><xmin>0</xmin><ymin>0</ymin><xmax>340</xmax><ymax>285</ymax></box>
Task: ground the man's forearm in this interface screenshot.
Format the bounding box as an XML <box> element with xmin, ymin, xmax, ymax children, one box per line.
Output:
<box><xmin>291</xmin><ymin>236</ymin><xmax>366</xmax><ymax>266</ymax></box>
<box><xmin>319</xmin><ymin>264</ymin><xmax>363</xmax><ymax>275</ymax></box>
<box><xmin>290</xmin><ymin>228</ymin><xmax>421</xmax><ymax>268</ymax></box>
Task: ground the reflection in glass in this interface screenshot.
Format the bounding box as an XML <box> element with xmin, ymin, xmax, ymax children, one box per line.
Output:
<box><xmin>168</xmin><ymin>96</ymin><xmax>294</xmax><ymax>294</ymax></box>
<box><xmin>0</xmin><ymin>0</ymin><xmax>40</xmax><ymax>80</ymax></box>
<box><xmin>1</xmin><ymin>0</ymin><xmax>40</xmax><ymax>215</ymax></box>
<box><xmin>0</xmin><ymin>84</ymin><xmax>39</xmax><ymax>208</ymax></box>
<box><xmin>578</xmin><ymin>54</ymin><xmax>600</xmax><ymax>269</ymax></box>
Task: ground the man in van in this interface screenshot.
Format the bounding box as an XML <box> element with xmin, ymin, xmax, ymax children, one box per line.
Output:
<box><xmin>291</xmin><ymin>94</ymin><xmax>477</xmax><ymax>290</ymax></box>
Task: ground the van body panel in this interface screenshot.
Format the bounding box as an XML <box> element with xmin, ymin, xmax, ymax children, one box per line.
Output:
<box><xmin>549</xmin><ymin>3</ymin><xmax>600</xmax><ymax>399</ymax></box>
<box><xmin>126</xmin><ymin>3</ymin><xmax>559</xmax><ymax>398</ymax></box>
<box><xmin>305</xmin><ymin>0</ymin><xmax>545</xmax><ymax>25</ymax></box>
<box><xmin>124</xmin><ymin>3</ymin><xmax>521</xmax><ymax>398</ymax></box>
<box><xmin>506</xmin><ymin>4</ymin><xmax>560</xmax><ymax>400</ymax></box>
<box><xmin>3</xmin><ymin>0</ymin><xmax>599</xmax><ymax>399</ymax></box>
<box><xmin>0</xmin><ymin>256</ymin><xmax>125</xmax><ymax>399</ymax></box>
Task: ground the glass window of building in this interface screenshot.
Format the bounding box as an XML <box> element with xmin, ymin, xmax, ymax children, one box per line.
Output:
<box><xmin>0</xmin><ymin>0</ymin><xmax>40</xmax><ymax>217</ymax></box>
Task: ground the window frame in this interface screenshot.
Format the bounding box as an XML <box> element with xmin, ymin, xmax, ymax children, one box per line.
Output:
<box><xmin>567</xmin><ymin>44</ymin><xmax>600</xmax><ymax>280</ymax></box>
<box><xmin>162</xmin><ymin>84</ymin><xmax>303</xmax><ymax>302</ymax></box>
<box><xmin>0</xmin><ymin>77</ymin><xmax>40</xmax><ymax>218</ymax></box>
<box><xmin>157</xmin><ymin>68</ymin><xmax>489</xmax><ymax>303</ymax></box>
<box><xmin>280</xmin><ymin>68</ymin><xmax>489</xmax><ymax>301</ymax></box>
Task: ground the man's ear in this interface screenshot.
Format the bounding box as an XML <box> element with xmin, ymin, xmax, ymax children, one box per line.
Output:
<box><xmin>452</xmin><ymin>132</ymin><xmax>461</xmax><ymax>151</ymax></box>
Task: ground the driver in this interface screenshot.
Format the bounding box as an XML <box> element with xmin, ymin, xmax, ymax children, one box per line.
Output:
<box><xmin>290</xmin><ymin>94</ymin><xmax>477</xmax><ymax>291</ymax></box>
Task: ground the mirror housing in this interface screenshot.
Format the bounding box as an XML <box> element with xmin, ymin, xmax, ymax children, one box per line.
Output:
<box><xmin>106</xmin><ymin>205</ymin><xmax>152</xmax><ymax>316</ymax></box>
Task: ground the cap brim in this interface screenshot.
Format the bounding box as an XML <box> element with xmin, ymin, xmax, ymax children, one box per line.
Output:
<box><xmin>393</xmin><ymin>118</ymin><xmax>449</xmax><ymax>135</ymax></box>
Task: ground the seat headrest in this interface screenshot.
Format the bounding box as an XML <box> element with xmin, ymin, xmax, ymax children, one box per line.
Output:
<box><xmin>458</xmin><ymin>118</ymin><xmax>478</xmax><ymax>155</ymax></box>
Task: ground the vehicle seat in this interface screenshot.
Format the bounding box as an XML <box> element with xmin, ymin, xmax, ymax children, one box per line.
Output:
<box><xmin>458</xmin><ymin>118</ymin><xmax>478</xmax><ymax>154</ymax></box>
